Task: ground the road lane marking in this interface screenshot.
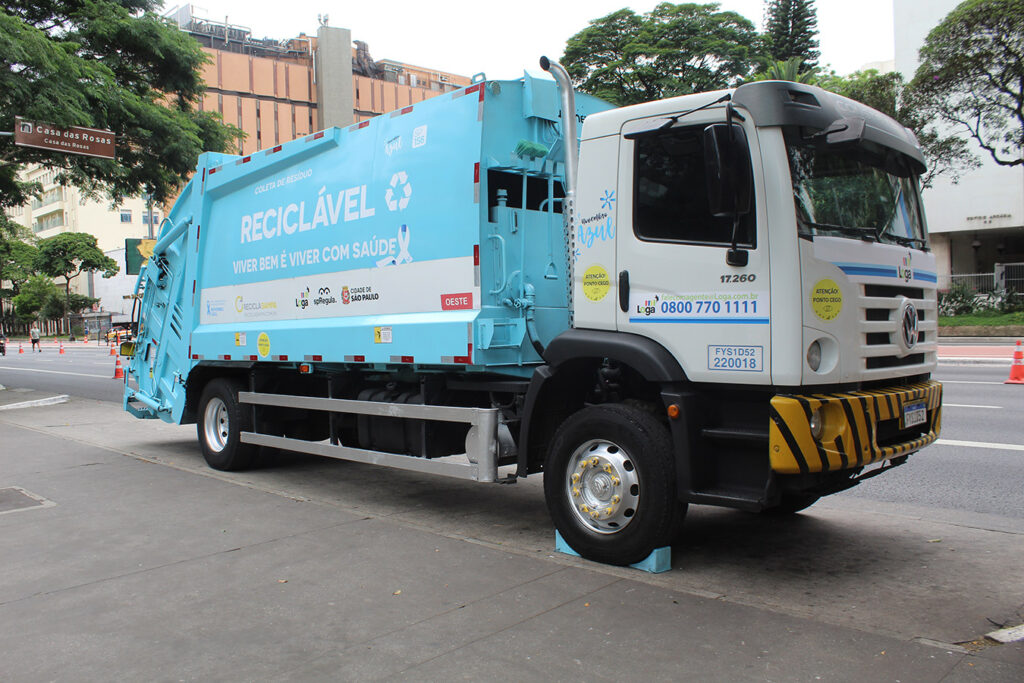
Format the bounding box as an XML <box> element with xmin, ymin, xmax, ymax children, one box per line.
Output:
<box><xmin>935</xmin><ymin>439</ymin><xmax>1024</xmax><ymax>452</ymax></box>
<box><xmin>0</xmin><ymin>367</ymin><xmax>110</xmax><ymax>379</ymax></box>
<box><xmin>0</xmin><ymin>395</ymin><xmax>70</xmax><ymax>411</ymax></box>
<box><xmin>944</xmin><ymin>403</ymin><xmax>1003</xmax><ymax>409</ymax></box>
<box><xmin>939</xmin><ymin>380</ymin><xmax>1005</xmax><ymax>385</ymax></box>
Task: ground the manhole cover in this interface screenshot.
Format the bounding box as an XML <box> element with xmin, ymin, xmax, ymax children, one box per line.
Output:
<box><xmin>0</xmin><ymin>487</ymin><xmax>55</xmax><ymax>514</ymax></box>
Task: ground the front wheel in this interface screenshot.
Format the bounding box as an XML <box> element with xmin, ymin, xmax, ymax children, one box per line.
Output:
<box><xmin>544</xmin><ymin>403</ymin><xmax>684</xmax><ymax>566</ymax></box>
<box><xmin>197</xmin><ymin>378</ymin><xmax>257</xmax><ymax>471</ymax></box>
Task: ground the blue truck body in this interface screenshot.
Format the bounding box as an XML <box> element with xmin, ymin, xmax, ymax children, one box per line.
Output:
<box><xmin>125</xmin><ymin>74</ymin><xmax>612</xmax><ymax>423</ymax></box>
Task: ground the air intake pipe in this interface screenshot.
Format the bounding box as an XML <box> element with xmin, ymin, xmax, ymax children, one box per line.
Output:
<box><xmin>538</xmin><ymin>57</ymin><xmax>578</xmax><ymax>199</ymax></box>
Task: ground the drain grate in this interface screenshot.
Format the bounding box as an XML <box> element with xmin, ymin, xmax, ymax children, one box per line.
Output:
<box><xmin>0</xmin><ymin>487</ymin><xmax>56</xmax><ymax>515</ymax></box>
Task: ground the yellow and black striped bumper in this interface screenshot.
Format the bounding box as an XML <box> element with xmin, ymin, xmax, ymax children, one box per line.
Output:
<box><xmin>769</xmin><ymin>380</ymin><xmax>942</xmax><ymax>475</ymax></box>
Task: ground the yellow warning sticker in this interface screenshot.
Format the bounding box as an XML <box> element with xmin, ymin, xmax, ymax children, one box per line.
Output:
<box><xmin>234</xmin><ymin>332</ymin><xmax>246</xmax><ymax>347</ymax></box>
<box><xmin>811</xmin><ymin>279</ymin><xmax>843</xmax><ymax>321</ymax></box>
<box><xmin>374</xmin><ymin>326</ymin><xmax>393</xmax><ymax>344</ymax></box>
<box><xmin>582</xmin><ymin>264</ymin><xmax>611</xmax><ymax>302</ymax></box>
<box><xmin>257</xmin><ymin>332</ymin><xmax>271</xmax><ymax>357</ymax></box>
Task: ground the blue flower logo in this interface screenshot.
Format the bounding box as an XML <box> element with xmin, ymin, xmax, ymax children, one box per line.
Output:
<box><xmin>600</xmin><ymin>190</ymin><xmax>616</xmax><ymax>211</ymax></box>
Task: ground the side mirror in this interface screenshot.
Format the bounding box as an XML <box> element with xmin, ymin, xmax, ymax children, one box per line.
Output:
<box><xmin>703</xmin><ymin>123</ymin><xmax>752</xmax><ymax>218</ymax></box>
<box><xmin>119</xmin><ymin>341</ymin><xmax>135</xmax><ymax>358</ymax></box>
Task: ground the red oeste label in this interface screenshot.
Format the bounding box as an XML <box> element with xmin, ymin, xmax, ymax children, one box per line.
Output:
<box><xmin>441</xmin><ymin>292</ymin><xmax>473</xmax><ymax>310</ymax></box>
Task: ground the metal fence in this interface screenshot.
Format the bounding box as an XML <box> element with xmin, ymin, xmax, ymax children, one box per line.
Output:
<box><xmin>943</xmin><ymin>263</ymin><xmax>1024</xmax><ymax>293</ymax></box>
<box><xmin>999</xmin><ymin>262</ymin><xmax>1024</xmax><ymax>292</ymax></box>
<box><xmin>946</xmin><ymin>272</ymin><xmax>997</xmax><ymax>293</ymax></box>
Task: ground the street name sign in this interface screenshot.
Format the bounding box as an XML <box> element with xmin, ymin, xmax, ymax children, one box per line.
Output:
<box><xmin>14</xmin><ymin>117</ymin><xmax>115</xmax><ymax>159</ymax></box>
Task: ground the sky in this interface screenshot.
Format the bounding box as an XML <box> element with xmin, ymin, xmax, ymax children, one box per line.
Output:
<box><xmin>162</xmin><ymin>1</ymin><xmax>896</xmax><ymax>79</ymax></box>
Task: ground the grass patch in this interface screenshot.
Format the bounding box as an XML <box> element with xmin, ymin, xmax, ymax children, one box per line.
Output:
<box><xmin>938</xmin><ymin>311</ymin><xmax>1024</xmax><ymax>327</ymax></box>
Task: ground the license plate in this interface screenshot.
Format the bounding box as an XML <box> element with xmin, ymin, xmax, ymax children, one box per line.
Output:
<box><xmin>903</xmin><ymin>401</ymin><xmax>927</xmax><ymax>429</ymax></box>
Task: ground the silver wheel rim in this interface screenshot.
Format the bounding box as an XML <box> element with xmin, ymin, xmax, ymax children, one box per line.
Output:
<box><xmin>203</xmin><ymin>397</ymin><xmax>230</xmax><ymax>453</ymax></box>
<box><xmin>565</xmin><ymin>439</ymin><xmax>640</xmax><ymax>534</ymax></box>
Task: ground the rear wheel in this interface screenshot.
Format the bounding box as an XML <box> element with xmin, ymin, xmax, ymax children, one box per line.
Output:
<box><xmin>197</xmin><ymin>378</ymin><xmax>257</xmax><ymax>471</ymax></box>
<box><xmin>544</xmin><ymin>403</ymin><xmax>684</xmax><ymax>566</ymax></box>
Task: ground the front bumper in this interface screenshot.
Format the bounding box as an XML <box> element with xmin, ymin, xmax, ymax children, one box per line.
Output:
<box><xmin>768</xmin><ymin>380</ymin><xmax>942</xmax><ymax>475</ymax></box>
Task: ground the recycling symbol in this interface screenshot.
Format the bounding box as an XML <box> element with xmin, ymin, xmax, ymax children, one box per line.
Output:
<box><xmin>385</xmin><ymin>171</ymin><xmax>412</xmax><ymax>211</ymax></box>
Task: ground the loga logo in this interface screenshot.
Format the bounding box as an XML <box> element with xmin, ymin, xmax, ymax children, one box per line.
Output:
<box><xmin>635</xmin><ymin>296</ymin><xmax>658</xmax><ymax>316</ymax></box>
<box><xmin>295</xmin><ymin>287</ymin><xmax>310</xmax><ymax>309</ymax></box>
<box><xmin>898</xmin><ymin>253</ymin><xmax>913</xmax><ymax>282</ymax></box>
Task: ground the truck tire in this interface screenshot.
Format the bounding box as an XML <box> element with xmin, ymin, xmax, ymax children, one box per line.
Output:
<box><xmin>197</xmin><ymin>378</ymin><xmax>257</xmax><ymax>471</ymax></box>
<box><xmin>544</xmin><ymin>403</ymin><xmax>683</xmax><ymax>566</ymax></box>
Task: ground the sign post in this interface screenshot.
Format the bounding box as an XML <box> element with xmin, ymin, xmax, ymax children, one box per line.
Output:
<box><xmin>13</xmin><ymin>117</ymin><xmax>115</xmax><ymax>159</ymax></box>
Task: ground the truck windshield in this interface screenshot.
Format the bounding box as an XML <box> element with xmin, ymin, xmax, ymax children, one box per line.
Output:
<box><xmin>785</xmin><ymin>130</ymin><xmax>927</xmax><ymax>248</ymax></box>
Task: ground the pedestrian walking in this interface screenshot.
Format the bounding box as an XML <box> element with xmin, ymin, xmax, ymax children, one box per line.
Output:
<box><xmin>30</xmin><ymin>324</ymin><xmax>41</xmax><ymax>352</ymax></box>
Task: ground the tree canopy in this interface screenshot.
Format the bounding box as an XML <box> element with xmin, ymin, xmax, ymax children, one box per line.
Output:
<box><xmin>0</xmin><ymin>0</ymin><xmax>241</xmax><ymax>209</ymax></box>
<box><xmin>763</xmin><ymin>0</ymin><xmax>820</xmax><ymax>68</ymax></box>
<box><xmin>562</xmin><ymin>3</ymin><xmax>760</xmax><ymax>106</ymax></box>
<box><xmin>34</xmin><ymin>232</ymin><xmax>117</xmax><ymax>328</ymax></box>
<box><xmin>911</xmin><ymin>0</ymin><xmax>1024</xmax><ymax>167</ymax></box>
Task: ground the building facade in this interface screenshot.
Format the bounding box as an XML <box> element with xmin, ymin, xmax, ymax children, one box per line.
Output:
<box><xmin>894</xmin><ymin>0</ymin><xmax>1024</xmax><ymax>290</ymax></box>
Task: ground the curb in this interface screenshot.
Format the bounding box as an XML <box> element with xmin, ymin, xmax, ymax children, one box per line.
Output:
<box><xmin>0</xmin><ymin>395</ymin><xmax>70</xmax><ymax>412</ymax></box>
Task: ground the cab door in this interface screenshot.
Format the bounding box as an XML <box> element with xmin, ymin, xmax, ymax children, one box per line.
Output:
<box><xmin>614</xmin><ymin>112</ymin><xmax>772</xmax><ymax>384</ymax></box>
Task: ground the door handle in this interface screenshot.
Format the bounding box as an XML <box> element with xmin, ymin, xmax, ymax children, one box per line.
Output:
<box><xmin>618</xmin><ymin>270</ymin><xmax>629</xmax><ymax>312</ymax></box>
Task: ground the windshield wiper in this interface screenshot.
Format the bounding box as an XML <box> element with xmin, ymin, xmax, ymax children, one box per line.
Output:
<box><xmin>878</xmin><ymin>232</ymin><xmax>927</xmax><ymax>248</ymax></box>
<box><xmin>798</xmin><ymin>218</ymin><xmax>879</xmax><ymax>241</ymax></box>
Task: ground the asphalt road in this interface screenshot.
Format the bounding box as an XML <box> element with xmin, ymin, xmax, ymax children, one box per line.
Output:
<box><xmin>0</xmin><ymin>343</ymin><xmax>124</xmax><ymax>403</ymax></box>
<box><xmin>848</xmin><ymin>363</ymin><xmax>1024</xmax><ymax>519</ymax></box>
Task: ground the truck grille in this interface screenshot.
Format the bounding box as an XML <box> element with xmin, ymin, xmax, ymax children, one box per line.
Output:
<box><xmin>857</xmin><ymin>283</ymin><xmax>936</xmax><ymax>379</ymax></box>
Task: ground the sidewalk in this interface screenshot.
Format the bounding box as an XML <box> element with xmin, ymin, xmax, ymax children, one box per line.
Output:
<box><xmin>1</xmin><ymin>398</ymin><xmax>1021</xmax><ymax>681</ymax></box>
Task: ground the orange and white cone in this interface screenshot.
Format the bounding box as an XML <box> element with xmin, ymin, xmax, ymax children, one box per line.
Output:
<box><xmin>18</xmin><ymin>343</ymin><xmax>23</xmax><ymax>354</ymax></box>
<box><xmin>110</xmin><ymin>341</ymin><xmax>117</xmax><ymax>356</ymax></box>
<box><xmin>59</xmin><ymin>342</ymin><xmax>64</xmax><ymax>355</ymax></box>
<box><xmin>1006</xmin><ymin>340</ymin><xmax>1024</xmax><ymax>385</ymax></box>
<box><xmin>112</xmin><ymin>356</ymin><xmax>124</xmax><ymax>380</ymax></box>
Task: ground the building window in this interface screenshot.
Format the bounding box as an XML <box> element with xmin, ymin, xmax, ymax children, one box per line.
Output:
<box><xmin>120</xmin><ymin>209</ymin><xmax>132</xmax><ymax>223</ymax></box>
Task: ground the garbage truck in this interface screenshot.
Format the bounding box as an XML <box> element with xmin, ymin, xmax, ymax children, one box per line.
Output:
<box><xmin>121</xmin><ymin>58</ymin><xmax>942</xmax><ymax>566</ymax></box>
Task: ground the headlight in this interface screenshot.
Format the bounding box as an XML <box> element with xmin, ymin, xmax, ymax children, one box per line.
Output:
<box><xmin>807</xmin><ymin>340</ymin><xmax>822</xmax><ymax>371</ymax></box>
<box><xmin>809</xmin><ymin>408</ymin><xmax>824</xmax><ymax>440</ymax></box>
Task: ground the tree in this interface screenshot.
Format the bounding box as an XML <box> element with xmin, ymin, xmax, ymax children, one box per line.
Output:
<box><xmin>910</xmin><ymin>0</ymin><xmax>1024</xmax><ymax>167</ymax></box>
<box><xmin>0</xmin><ymin>214</ymin><xmax>37</xmax><ymax>306</ymax></box>
<box><xmin>818</xmin><ymin>70</ymin><xmax>979</xmax><ymax>187</ymax></box>
<box><xmin>751</xmin><ymin>57</ymin><xmax>818</xmax><ymax>83</ymax></box>
<box><xmin>562</xmin><ymin>3</ymin><xmax>760</xmax><ymax>106</ymax></box>
<box><xmin>12</xmin><ymin>273</ymin><xmax>60</xmax><ymax>322</ymax></box>
<box><xmin>763</xmin><ymin>0</ymin><xmax>820</xmax><ymax>69</ymax></box>
<box><xmin>34</xmin><ymin>232</ymin><xmax>117</xmax><ymax>331</ymax></box>
<box><xmin>0</xmin><ymin>1</ymin><xmax>242</xmax><ymax>210</ymax></box>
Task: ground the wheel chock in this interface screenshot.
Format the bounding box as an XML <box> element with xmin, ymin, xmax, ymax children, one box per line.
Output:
<box><xmin>554</xmin><ymin>531</ymin><xmax>672</xmax><ymax>573</ymax></box>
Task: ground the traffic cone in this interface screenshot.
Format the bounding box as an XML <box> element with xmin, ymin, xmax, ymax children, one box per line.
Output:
<box><xmin>1006</xmin><ymin>340</ymin><xmax>1024</xmax><ymax>385</ymax></box>
<box><xmin>110</xmin><ymin>341</ymin><xmax>117</xmax><ymax>356</ymax></box>
<box><xmin>112</xmin><ymin>357</ymin><xmax>124</xmax><ymax>380</ymax></box>
<box><xmin>59</xmin><ymin>342</ymin><xmax>64</xmax><ymax>355</ymax></box>
<box><xmin>18</xmin><ymin>343</ymin><xmax>23</xmax><ymax>354</ymax></box>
